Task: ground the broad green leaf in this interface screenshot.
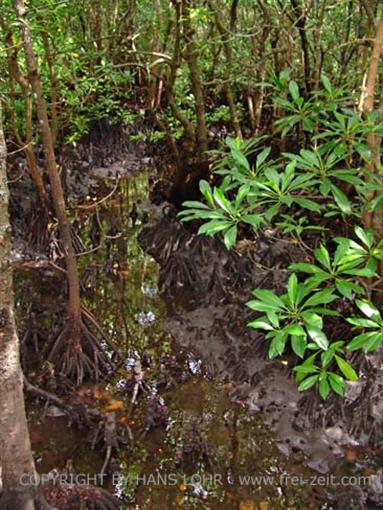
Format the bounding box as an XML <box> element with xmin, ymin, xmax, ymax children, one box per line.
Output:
<box><xmin>291</xmin><ymin>335</ymin><xmax>307</xmax><ymax>358</ymax></box>
<box><xmin>285</xmin><ymin>323</ymin><xmax>306</xmax><ymax>336</ymax></box>
<box><xmin>247</xmin><ymin>320</ymin><xmax>274</xmax><ymax>330</ymax></box>
<box><xmin>334</xmin><ymin>355</ymin><xmax>358</xmax><ymax>381</ymax></box>
<box><xmin>289</xmin><ymin>262</ymin><xmax>326</xmax><ymax>274</ymax></box>
<box><xmin>331</xmin><ymin>184</ymin><xmax>351</xmax><ymax>214</ymax></box>
<box><xmin>267</xmin><ymin>312</ymin><xmax>280</xmax><ymax>328</ymax></box>
<box><xmin>321</xmin><ymin>74</ymin><xmax>332</xmax><ymax>93</ymax></box>
<box><xmin>301</xmin><ymin>311</ymin><xmax>322</xmax><ymax>329</ymax></box>
<box><xmin>365</xmin><ymin>332</ymin><xmax>383</xmax><ymax>352</ymax></box>
<box><xmin>335</xmin><ymin>278</ymin><xmax>354</xmax><ymax>299</ymax></box>
<box><xmin>235</xmin><ymin>184</ymin><xmax>251</xmax><ymax>209</ymax></box>
<box><xmin>246</xmin><ymin>301</ymin><xmax>283</xmax><ymax>313</ymax></box>
<box><xmin>314</xmin><ymin>244</ymin><xmax>331</xmax><ymax>270</ymax></box>
<box><xmin>347</xmin><ymin>331</ymin><xmax>377</xmax><ymax>351</ymax></box>
<box><xmin>213</xmin><ymin>188</ymin><xmax>233</xmax><ymax>214</ymax></box>
<box><xmin>231</xmin><ymin>147</ymin><xmax>250</xmax><ymax>170</ymax></box>
<box><xmin>288</xmin><ymin>273</ymin><xmax>298</xmax><ymax>306</ymax></box>
<box><xmin>223</xmin><ymin>225</ymin><xmax>238</xmax><ymax>249</ymax></box>
<box><xmin>328</xmin><ymin>373</ymin><xmax>345</xmax><ymax>396</ymax></box>
<box><xmin>181</xmin><ymin>201</ymin><xmax>210</xmax><ymax>210</ymax></box>
<box><xmin>346</xmin><ymin>317</ymin><xmax>379</xmax><ymax>328</ymax></box>
<box><xmin>198</xmin><ymin>220</ymin><xmax>232</xmax><ymax>235</ymax></box>
<box><xmin>355</xmin><ymin>299</ymin><xmax>381</xmax><ymax>321</ymax></box>
<box><xmin>289</xmin><ymin>80</ymin><xmax>300</xmax><ymax>103</ymax></box>
<box><xmin>293</xmin><ymin>197</ymin><xmax>321</xmax><ymax>212</ymax></box>
<box><xmin>302</xmin><ymin>288</ymin><xmax>338</xmax><ymax>308</ymax></box>
<box><xmin>242</xmin><ymin>214</ymin><xmax>263</xmax><ymax>229</ymax></box>
<box><xmin>256</xmin><ymin>147</ymin><xmax>271</xmax><ymax>168</ymax></box>
<box><xmin>354</xmin><ymin>226</ymin><xmax>374</xmax><ymax>248</ymax></box>
<box><xmin>251</xmin><ymin>289</ymin><xmax>286</xmax><ymax>308</ymax></box>
<box><xmin>298</xmin><ymin>374</ymin><xmax>319</xmax><ymax>391</ymax></box>
<box><xmin>199</xmin><ymin>180</ymin><xmax>215</xmax><ymax>208</ymax></box>
<box><xmin>269</xmin><ymin>334</ymin><xmax>287</xmax><ymax>358</ymax></box>
<box><xmin>306</xmin><ymin>325</ymin><xmax>329</xmax><ymax>350</ymax></box>
<box><xmin>319</xmin><ymin>376</ymin><xmax>330</xmax><ymax>400</ymax></box>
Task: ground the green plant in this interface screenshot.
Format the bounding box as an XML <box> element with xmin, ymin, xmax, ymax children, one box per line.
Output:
<box><xmin>293</xmin><ymin>341</ymin><xmax>358</xmax><ymax>399</ymax></box>
<box><xmin>247</xmin><ymin>273</ymin><xmax>338</xmax><ymax>359</ymax></box>
<box><xmin>347</xmin><ymin>300</ymin><xmax>383</xmax><ymax>352</ymax></box>
<box><xmin>283</xmin><ymin>147</ymin><xmax>363</xmax><ymax>215</ymax></box>
<box><xmin>178</xmin><ymin>179</ymin><xmax>264</xmax><ymax>249</ymax></box>
<box><xmin>289</xmin><ymin>236</ymin><xmax>376</xmax><ymax>299</ymax></box>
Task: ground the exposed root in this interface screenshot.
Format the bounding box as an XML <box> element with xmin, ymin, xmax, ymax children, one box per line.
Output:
<box><xmin>48</xmin><ymin>310</ymin><xmax>116</xmax><ymax>385</ymax></box>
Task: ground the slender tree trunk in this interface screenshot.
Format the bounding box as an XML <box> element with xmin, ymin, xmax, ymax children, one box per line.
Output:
<box><xmin>290</xmin><ymin>0</ymin><xmax>311</xmax><ymax>95</ymax></box>
<box><xmin>41</xmin><ymin>32</ymin><xmax>59</xmax><ymax>147</ymax></box>
<box><xmin>181</xmin><ymin>0</ymin><xmax>208</xmax><ymax>155</ymax></box>
<box><xmin>0</xmin><ymin>18</ymin><xmax>47</xmax><ymax>207</ymax></box>
<box><xmin>209</xmin><ymin>1</ymin><xmax>242</xmax><ymax>138</ymax></box>
<box><xmin>361</xmin><ymin>9</ymin><xmax>383</xmax><ymax>235</ymax></box>
<box><xmin>14</xmin><ymin>0</ymin><xmax>81</xmax><ymax>324</ymax></box>
<box><xmin>0</xmin><ymin>101</ymin><xmax>36</xmax><ymax>510</ymax></box>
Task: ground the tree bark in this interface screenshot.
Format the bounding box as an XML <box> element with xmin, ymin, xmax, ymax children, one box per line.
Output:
<box><xmin>0</xmin><ymin>100</ymin><xmax>36</xmax><ymax>510</ymax></box>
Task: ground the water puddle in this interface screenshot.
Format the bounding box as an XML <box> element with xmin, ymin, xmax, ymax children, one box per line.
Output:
<box><xmin>19</xmin><ymin>169</ymin><xmax>381</xmax><ymax>509</ymax></box>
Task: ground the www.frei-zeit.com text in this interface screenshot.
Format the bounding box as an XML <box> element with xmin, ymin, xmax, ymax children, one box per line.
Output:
<box><xmin>19</xmin><ymin>472</ymin><xmax>371</xmax><ymax>488</ymax></box>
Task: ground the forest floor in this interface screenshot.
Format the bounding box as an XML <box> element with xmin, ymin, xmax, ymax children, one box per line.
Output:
<box><xmin>9</xmin><ymin>122</ymin><xmax>383</xmax><ymax>510</ymax></box>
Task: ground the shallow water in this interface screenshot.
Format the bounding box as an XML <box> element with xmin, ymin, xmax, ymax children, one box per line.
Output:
<box><xmin>21</xmin><ymin>169</ymin><xmax>381</xmax><ymax>509</ymax></box>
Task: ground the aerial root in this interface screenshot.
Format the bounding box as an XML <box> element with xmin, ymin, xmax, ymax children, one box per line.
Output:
<box><xmin>48</xmin><ymin>309</ymin><xmax>116</xmax><ymax>385</ymax></box>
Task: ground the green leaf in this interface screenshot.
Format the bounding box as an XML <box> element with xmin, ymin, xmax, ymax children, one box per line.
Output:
<box><xmin>231</xmin><ymin>147</ymin><xmax>250</xmax><ymax>170</ymax></box>
<box><xmin>334</xmin><ymin>355</ymin><xmax>358</xmax><ymax>381</ymax></box>
<box><xmin>346</xmin><ymin>317</ymin><xmax>379</xmax><ymax>328</ymax></box>
<box><xmin>365</xmin><ymin>332</ymin><xmax>383</xmax><ymax>352</ymax></box>
<box><xmin>267</xmin><ymin>312</ymin><xmax>280</xmax><ymax>328</ymax></box>
<box><xmin>347</xmin><ymin>331</ymin><xmax>377</xmax><ymax>351</ymax></box>
<box><xmin>235</xmin><ymin>184</ymin><xmax>251</xmax><ymax>209</ymax></box>
<box><xmin>328</xmin><ymin>373</ymin><xmax>345</xmax><ymax>396</ymax></box>
<box><xmin>199</xmin><ymin>180</ymin><xmax>215</xmax><ymax>208</ymax></box>
<box><xmin>213</xmin><ymin>188</ymin><xmax>233</xmax><ymax>214</ymax></box>
<box><xmin>331</xmin><ymin>184</ymin><xmax>352</xmax><ymax>214</ymax></box>
<box><xmin>181</xmin><ymin>201</ymin><xmax>210</xmax><ymax>210</ymax></box>
<box><xmin>268</xmin><ymin>334</ymin><xmax>287</xmax><ymax>358</ymax></box>
<box><xmin>291</xmin><ymin>335</ymin><xmax>307</xmax><ymax>358</ymax></box>
<box><xmin>289</xmin><ymin>263</ymin><xmax>326</xmax><ymax>274</ymax></box>
<box><xmin>242</xmin><ymin>214</ymin><xmax>263</xmax><ymax>229</ymax></box>
<box><xmin>354</xmin><ymin>226</ymin><xmax>374</xmax><ymax>249</ymax></box>
<box><xmin>302</xmin><ymin>288</ymin><xmax>338</xmax><ymax>308</ymax></box>
<box><xmin>335</xmin><ymin>278</ymin><xmax>354</xmax><ymax>299</ymax></box>
<box><xmin>288</xmin><ymin>273</ymin><xmax>298</xmax><ymax>306</ymax></box>
<box><xmin>251</xmin><ymin>289</ymin><xmax>286</xmax><ymax>309</ymax></box>
<box><xmin>319</xmin><ymin>375</ymin><xmax>330</xmax><ymax>400</ymax></box>
<box><xmin>355</xmin><ymin>299</ymin><xmax>381</xmax><ymax>321</ymax></box>
<box><xmin>321</xmin><ymin>74</ymin><xmax>332</xmax><ymax>93</ymax></box>
<box><xmin>289</xmin><ymin>80</ymin><xmax>300</xmax><ymax>103</ymax></box>
<box><xmin>285</xmin><ymin>323</ymin><xmax>306</xmax><ymax>336</ymax></box>
<box><xmin>223</xmin><ymin>225</ymin><xmax>238</xmax><ymax>249</ymax></box>
<box><xmin>198</xmin><ymin>220</ymin><xmax>232</xmax><ymax>235</ymax></box>
<box><xmin>314</xmin><ymin>244</ymin><xmax>331</xmax><ymax>270</ymax></box>
<box><xmin>247</xmin><ymin>320</ymin><xmax>274</xmax><ymax>331</ymax></box>
<box><xmin>293</xmin><ymin>197</ymin><xmax>321</xmax><ymax>212</ymax></box>
<box><xmin>294</xmin><ymin>363</ymin><xmax>319</xmax><ymax>373</ymax></box>
<box><xmin>246</xmin><ymin>300</ymin><xmax>283</xmax><ymax>313</ymax></box>
<box><xmin>298</xmin><ymin>374</ymin><xmax>319</xmax><ymax>391</ymax></box>
<box><xmin>256</xmin><ymin>147</ymin><xmax>271</xmax><ymax>168</ymax></box>
<box><xmin>306</xmin><ymin>325</ymin><xmax>329</xmax><ymax>350</ymax></box>
<box><xmin>301</xmin><ymin>311</ymin><xmax>323</xmax><ymax>329</ymax></box>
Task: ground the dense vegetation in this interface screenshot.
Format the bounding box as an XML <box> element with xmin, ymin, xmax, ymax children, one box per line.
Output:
<box><xmin>1</xmin><ymin>0</ymin><xmax>383</xmax><ymax>509</ymax></box>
